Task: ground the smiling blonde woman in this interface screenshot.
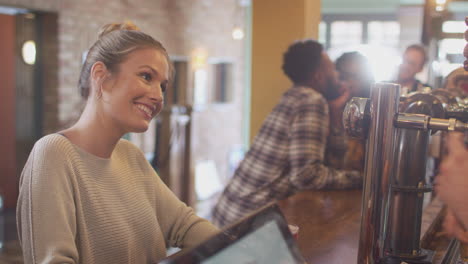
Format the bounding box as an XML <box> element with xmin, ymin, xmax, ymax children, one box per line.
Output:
<box><xmin>16</xmin><ymin>22</ymin><xmax>218</xmax><ymax>264</ymax></box>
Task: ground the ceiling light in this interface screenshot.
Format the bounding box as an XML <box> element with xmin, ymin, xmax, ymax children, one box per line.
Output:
<box><xmin>22</xmin><ymin>40</ymin><xmax>36</xmax><ymax>65</ymax></box>
<box><xmin>232</xmin><ymin>27</ymin><xmax>244</xmax><ymax>40</ymax></box>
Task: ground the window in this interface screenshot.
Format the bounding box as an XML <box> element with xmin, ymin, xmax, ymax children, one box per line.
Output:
<box><xmin>442</xmin><ymin>20</ymin><xmax>466</xmax><ymax>34</ymax></box>
<box><xmin>212</xmin><ymin>62</ymin><xmax>233</xmax><ymax>103</ymax></box>
<box><xmin>368</xmin><ymin>21</ymin><xmax>400</xmax><ymax>47</ymax></box>
<box><xmin>330</xmin><ymin>21</ymin><xmax>362</xmax><ymax>50</ymax></box>
<box><xmin>192</xmin><ymin>60</ymin><xmax>234</xmax><ymax>107</ymax></box>
<box><xmin>320</xmin><ymin>15</ymin><xmax>400</xmax><ymax>82</ymax></box>
<box><xmin>438</xmin><ymin>38</ymin><xmax>466</xmax><ymax>76</ymax></box>
<box><xmin>319</xmin><ymin>21</ymin><xmax>327</xmax><ymax>45</ymax></box>
<box><xmin>170</xmin><ymin>60</ymin><xmax>189</xmax><ymax>105</ymax></box>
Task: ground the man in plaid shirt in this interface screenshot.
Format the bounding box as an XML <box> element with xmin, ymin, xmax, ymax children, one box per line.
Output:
<box><xmin>211</xmin><ymin>40</ymin><xmax>363</xmax><ymax>227</ymax></box>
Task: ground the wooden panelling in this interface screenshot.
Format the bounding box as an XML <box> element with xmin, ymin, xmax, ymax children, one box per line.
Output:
<box><xmin>0</xmin><ymin>14</ymin><xmax>17</xmax><ymax>209</ymax></box>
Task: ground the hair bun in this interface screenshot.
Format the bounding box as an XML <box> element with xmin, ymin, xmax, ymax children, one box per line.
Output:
<box><xmin>98</xmin><ymin>21</ymin><xmax>140</xmax><ymax>39</ymax></box>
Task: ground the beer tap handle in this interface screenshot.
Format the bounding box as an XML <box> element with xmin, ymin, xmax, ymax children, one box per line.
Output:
<box><xmin>429</xmin><ymin>118</ymin><xmax>468</xmax><ymax>132</ymax></box>
<box><xmin>395</xmin><ymin>114</ymin><xmax>468</xmax><ymax>132</ymax></box>
<box><xmin>342</xmin><ymin>97</ymin><xmax>370</xmax><ymax>138</ymax></box>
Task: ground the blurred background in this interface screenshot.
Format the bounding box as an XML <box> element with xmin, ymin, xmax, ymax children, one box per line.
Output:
<box><xmin>0</xmin><ymin>0</ymin><xmax>466</xmax><ymax>225</ymax></box>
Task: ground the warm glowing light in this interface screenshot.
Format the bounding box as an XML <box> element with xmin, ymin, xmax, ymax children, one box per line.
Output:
<box><xmin>440</xmin><ymin>38</ymin><xmax>465</xmax><ymax>54</ymax></box>
<box><xmin>22</xmin><ymin>40</ymin><xmax>36</xmax><ymax>65</ymax></box>
<box><xmin>438</xmin><ymin>38</ymin><xmax>466</xmax><ymax>76</ymax></box>
<box><xmin>442</xmin><ymin>21</ymin><xmax>466</xmax><ymax>33</ymax></box>
<box><xmin>436</xmin><ymin>0</ymin><xmax>446</xmax><ymax>4</ymax></box>
<box><xmin>191</xmin><ymin>49</ymin><xmax>208</xmax><ymax>69</ymax></box>
<box><xmin>194</xmin><ymin>69</ymin><xmax>208</xmax><ymax>106</ymax></box>
<box><xmin>332</xmin><ymin>44</ymin><xmax>401</xmax><ymax>83</ymax></box>
<box><xmin>359</xmin><ymin>45</ymin><xmax>401</xmax><ymax>82</ymax></box>
<box><xmin>232</xmin><ymin>27</ymin><xmax>245</xmax><ymax>40</ymax></box>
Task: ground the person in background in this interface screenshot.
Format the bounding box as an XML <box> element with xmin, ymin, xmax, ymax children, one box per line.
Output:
<box><xmin>395</xmin><ymin>44</ymin><xmax>432</xmax><ymax>95</ymax></box>
<box><xmin>335</xmin><ymin>51</ymin><xmax>373</xmax><ymax>99</ymax></box>
<box><xmin>435</xmin><ymin>133</ymin><xmax>468</xmax><ymax>243</ymax></box>
<box><xmin>211</xmin><ymin>40</ymin><xmax>362</xmax><ymax>227</ymax></box>
<box><xmin>333</xmin><ymin>52</ymin><xmax>374</xmax><ymax>171</ymax></box>
<box><xmin>17</xmin><ymin>22</ymin><xmax>218</xmax><ymax>264</ymax></box>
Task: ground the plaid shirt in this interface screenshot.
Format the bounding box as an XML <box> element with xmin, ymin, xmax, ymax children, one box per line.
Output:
<box><xmin>211</xmin><ymin>86</ymin><xmax>362</xmax><ymax>227</ymax></box>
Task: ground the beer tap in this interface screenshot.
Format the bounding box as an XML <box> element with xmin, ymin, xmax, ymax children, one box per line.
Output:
<box><xmin>343</xmin><ymin>82</ymin><xmax>468</xmax><ymax>264</ymax></box>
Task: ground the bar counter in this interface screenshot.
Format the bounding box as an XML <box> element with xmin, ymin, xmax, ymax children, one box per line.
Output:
<box><xmin>278</xmin><ymin>189</ymin><xmax>362</xmax><ymax>264</ymax></box>
<box><xmin>277</xmin><ymin>190</ymin><xmax>453</xmax><ymax>264</ymax></box>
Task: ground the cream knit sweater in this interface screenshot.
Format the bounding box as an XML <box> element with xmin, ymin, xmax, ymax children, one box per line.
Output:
<box><xmin>17</xmin><ymin>134</ymin><xmax>218</xmax><ymax>264</ymax></box>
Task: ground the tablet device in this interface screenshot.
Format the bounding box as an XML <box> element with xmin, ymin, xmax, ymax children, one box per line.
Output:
<box><xmin>161</xmin><ymin>203</ymin><xmax>305</xmax><ymax>264</ymax></box>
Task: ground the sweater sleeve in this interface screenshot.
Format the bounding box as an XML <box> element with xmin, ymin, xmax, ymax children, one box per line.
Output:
<box><xmin>288</xmin><ymin>96</ymin><xmax>362</xmax><ymax>190</ymax></box>
<box><xmin>17</xmin><ymin>137</ymin><xmax>79</xmax><ymax>264</ymax></box>
<box><xmin>156</xmin><ymin>179</ymin><xmax>219</xmax><ymax>248</ymax></box>
<box><xmin>135</xmin><ymin>152</ymin><xmax>219</xmax><ymax>249</ymax></box>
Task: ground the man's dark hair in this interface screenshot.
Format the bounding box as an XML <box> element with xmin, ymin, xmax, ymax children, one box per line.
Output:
<box><xmin>335</xmin><ymin>51</ymin><xmax>367</xmax><ymax>73</ymax></box>
<box><xmin>282</xmin><ymin>40</ymin><xmax>323</xmax><ymax>84</ymax></box>
<box><xmin>405</xmin><ymin>44</ymin><xmax>428</xmax><ymax>66</ymax></box>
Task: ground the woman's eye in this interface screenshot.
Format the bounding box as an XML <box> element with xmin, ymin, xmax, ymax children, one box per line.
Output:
<box><xmin>140</xmin><ymin>72</ymin><xmax>152</xmax><ymax>82</ymax></box>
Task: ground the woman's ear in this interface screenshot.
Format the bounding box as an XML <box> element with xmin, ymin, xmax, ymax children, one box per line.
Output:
<box><xmin>90</xmin><ymin>61</ymin><xmax>109</xmax><ymax>84</ymax></box>
<box><xmin>90</xmin><ymin>62</ymin><xmax>109</xmax><ymax>98</ymax></box>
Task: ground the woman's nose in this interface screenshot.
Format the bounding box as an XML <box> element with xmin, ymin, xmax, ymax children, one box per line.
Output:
<box><xmin>149</xmin><ymin>84</ymin><xmax>164</xmax><ymax>100</ymax></box>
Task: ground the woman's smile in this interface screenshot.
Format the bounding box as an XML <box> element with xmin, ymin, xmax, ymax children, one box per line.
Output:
<box><xmin>135</xmin><ymin>102</ymin><xmax>155</xmax><ymax>120</ymax></box>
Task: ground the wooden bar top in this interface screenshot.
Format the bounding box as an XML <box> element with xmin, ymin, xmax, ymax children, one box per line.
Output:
<box><xmin>278</xmin><ymin>190</ymin><xmax>362</xmax><ymax>264</ymax></box>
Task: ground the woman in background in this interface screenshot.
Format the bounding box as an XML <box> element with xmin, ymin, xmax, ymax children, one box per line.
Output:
<box><xmin>17</xmin><ymin>22</ymin><xmax>218</xmax><ymax>264</ymax></box>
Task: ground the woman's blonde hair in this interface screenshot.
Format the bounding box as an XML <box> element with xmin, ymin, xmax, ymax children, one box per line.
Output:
<box><xmin>78</xmin><ymin>21</ymin><xmax>173</xmax><ymax>98</ymax></box>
